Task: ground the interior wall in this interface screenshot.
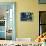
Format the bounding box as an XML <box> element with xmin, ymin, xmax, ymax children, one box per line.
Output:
<box><xmin>0</xmin><ymin>0</ymin><xmax>45</xmax><ymax>40</ymax></box>
<box><xmin>16</xmin><ymin>0</ymin><xmax>39</xmax><ymax>40</ymax></box>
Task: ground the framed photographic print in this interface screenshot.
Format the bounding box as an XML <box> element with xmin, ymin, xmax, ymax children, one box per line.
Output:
<box><xmin>21</xmin><ymin>12</ymin><xmax>33</xmax><ymax>21</ymax></box>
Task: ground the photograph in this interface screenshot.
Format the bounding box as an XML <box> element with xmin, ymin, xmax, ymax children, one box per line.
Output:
<box><xmin>0</xmin><ymin>0</ymin><xmax>46</xmax><ymax>46</ymax></box>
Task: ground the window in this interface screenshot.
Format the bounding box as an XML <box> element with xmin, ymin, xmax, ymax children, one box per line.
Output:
<box><xmin>39</xmin><ymin>11</ymin><xmax>46</xmax><ymax>35</ymax></box>
<box><xmin>0</xmin><ymin>2</ymin><xmax>16</xmax><ymax>40</ymax></box>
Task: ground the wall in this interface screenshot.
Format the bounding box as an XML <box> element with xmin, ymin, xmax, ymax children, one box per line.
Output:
<box><xmin>0</xmin><ymin>0</ymin><xmax>46</xmax><ymax>40</ymax></box>
<box><xmin>16</xmin><ymin>0</ymin><xmax>39</xmax><ymax>40</ymax></box>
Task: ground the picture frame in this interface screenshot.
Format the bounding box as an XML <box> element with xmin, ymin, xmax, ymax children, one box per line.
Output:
<box><xmin>39</xmin><ymin>0</ymin><xmax>46</xmax><ymax>4</ymax></box>
<box><xmin>21</xmin><ymin>12</ymin><xmax>33</xmax><ymax>21</ymax></box>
